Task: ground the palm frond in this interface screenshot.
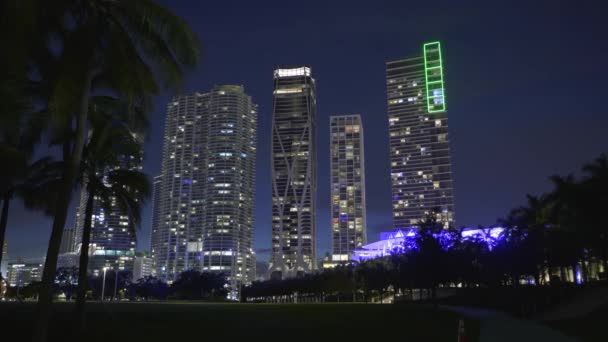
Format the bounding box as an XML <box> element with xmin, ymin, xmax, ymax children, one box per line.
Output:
<box><xmin>106</xmin><ymin>169</ymin><xmax>151</xmax><ymax>231</ymax></box>
<box><xmin>113</xmin><ymin>0</ymin><xmax>201</xmax><ymax>67</ymax></box>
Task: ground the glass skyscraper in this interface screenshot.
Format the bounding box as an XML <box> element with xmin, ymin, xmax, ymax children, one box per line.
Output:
<box><xmin>59</xmin><ymin>227</ymin><xmax>75</xmax><ymax>254</ymax></box>
<box><xmin>152</xmin><ymin>93</ymin><xmax>206</xmax><ymax>279</ymax></box>
<box><xmin>386</xmin><ymin>42</ymin><xmax>455</xmax><ymax>229</ymax></box>
<box><xmin>152</xmin><ymin>85</ymin><xmax>257</xmax><ymax>290</ymax></box>
<box><xmin>330</xmin><ymin>114</ymin><xmax>367</xmax><ymax>262</ymax></box>
<box><xmin>201</xmin><ymin>85</ymin><xmax>257</xmax><ymax>293</ymax></box>
<box><xmin>270</xmin><ymin>66</ymin><xmax>317</xmax><ymax>277</ymax></box>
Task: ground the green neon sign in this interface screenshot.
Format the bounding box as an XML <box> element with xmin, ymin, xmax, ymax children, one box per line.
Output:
<box><xmin>423</xmin><ymin>41</ymin><xmax>446</xmax><ymax>113</ymax></box>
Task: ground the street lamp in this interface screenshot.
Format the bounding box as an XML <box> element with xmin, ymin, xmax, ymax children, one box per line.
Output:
<box><xmin>113</xmin><ymin>263</ymin><xmax>119</xmax><ymax>301</ymax></box>
<box><xmin>15</xmin><ymin>267</ymin><xmax>21</xmax><ymax>298</ymax></box>
<box><xmin>101</xmin><ymin>267</ymin><xmax>108</xmax><ymax>301</ymax></box>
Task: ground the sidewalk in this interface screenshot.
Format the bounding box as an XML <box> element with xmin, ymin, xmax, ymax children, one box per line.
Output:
<box><xmin>442</xmin><ymin>305</ymin><xmax>580</xmax><ymax>342</ymax></box>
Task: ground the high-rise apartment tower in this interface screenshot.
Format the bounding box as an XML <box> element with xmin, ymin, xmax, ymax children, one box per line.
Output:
<box><xmin>329</xmin><ymin>114</ymin><xmax>367</xmax><ymax>262</ymax></box>
<box><xmin>386</xmin><ymin>42</ymin><xmax>455</xmax><ymax>229</ymax></box>
<box><xmin>152</xmin><ymin>85</ymin><xmax>257</xmax><ymax>291</ymax></box>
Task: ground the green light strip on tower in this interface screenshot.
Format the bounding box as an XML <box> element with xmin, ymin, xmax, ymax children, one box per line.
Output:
<box><xmin>423</xmin><ymin>41</ymin><xmax>446</xmax><ymax>113</ymax></box>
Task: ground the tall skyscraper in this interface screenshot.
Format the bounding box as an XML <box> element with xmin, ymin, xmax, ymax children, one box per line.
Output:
<box><xmin>270</xmin><ymin>66</ymin><xmax>317</xmax><ymax>277</ymax></box>
<box><xmin>153</xmin><ymin>92</ymin><xmax>206</xmax><ymax>279</ymax></box>
<box><xmin>386</xmin><ymin>41</ymin><xmax>455</xmax><ymax>229</ymax></box>
<box><xmin>57</xmin><ymin>226</ymin><xmax>77</xmax><ymax>270</ymax></box>
<box><xmin>74</xmin><ymin>143</ymin><xmax>142</xmax><ymax>276</ymax></box>
<box><xmin>1</xmin><ymin>241</ymin><xmax>7</xmax><ymax>277</ymax></box>
<box><xmin>201</xmin><ymin>85</ymin><xmax>257</xmax><ymax>293</ymax></box>
<box><xmin>153</xmin><ymin>85</ymin><xmax>257</xmax><ymax>290</ymax></box>
<box><xmin>330</xmin><ymin>115</ymin><xmax>367</xmax><ymax>262</ymax></box>
<box><xmin>59</xmin><ymin>227</ymin><xmax>75</xmax><ymax>254</ymax></box>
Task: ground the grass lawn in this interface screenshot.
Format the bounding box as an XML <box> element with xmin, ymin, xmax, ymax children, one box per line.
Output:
<box><xmin>0</xmin><ymin>302</ymin><xmax>479</xmax><ymax>341</ymax></box>
<box><xmin>545</xmin><ymin>304</ymin><xmax>608</xmax><ymax>342</ymax></box>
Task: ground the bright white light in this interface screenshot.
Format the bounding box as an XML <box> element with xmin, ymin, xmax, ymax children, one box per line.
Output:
<box><xmin>273</xmin><ymin>88</ymin><xmax>303</xmax><ymax>94</ymax></box>
<box><xmin>274</xmin><ymin>67</ymin><xmax>311</xmax><ymax>78</ymax></box>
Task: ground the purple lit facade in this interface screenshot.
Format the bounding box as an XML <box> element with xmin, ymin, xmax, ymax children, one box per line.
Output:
<box><xmin>352</xmin><ymin>227</ymin><xmax>504</xmax><ymax>262</ymax></box>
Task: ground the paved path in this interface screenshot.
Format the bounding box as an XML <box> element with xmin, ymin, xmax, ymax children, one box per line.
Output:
<box><xmin>536</xmin><ymin>286</ymin><xmax>608</xmax><ymax>321</ymax></box>
<box><xmin>442</xmin><ymin>305</ymin><xmax>580</xmax><ymax>342</ymax></box>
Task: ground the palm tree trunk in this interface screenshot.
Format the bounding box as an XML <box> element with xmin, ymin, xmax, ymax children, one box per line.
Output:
<box><xmin>75</xmin><ymin>191</ymin><xmax>94</xmax><ymax>330</ymax></box>
<box><xmin>602</xmin><ymin>250</ymin><xmax>608</xmax><ymax>276</ymax></box>
<box><xmin>560</xmin><ymin>267</ymin><xmax>567</xmax><ymax>283</ymax></box>
<box><xmin>0</xmin><ymin>192</ymin><xmax>12</xmax><ymax>278</ymax></box>
<box><xmin>33</xmin><ymin>67</ymin><xmax>93</xmax><ymax>342</ymax></box>
<box><xmin>534</xmin><ymin>272</ymin><xmax>541</xmax><ymax>287</ymax></box>
<box><xmin>581</xmin><ymin>258</ymin><xmax>589</xmax><ymax>282</ymax></box>
<box><xmin>32</xmin><ymin>176</ymin><xmax>73</xmax><ymax>340</ymax></box>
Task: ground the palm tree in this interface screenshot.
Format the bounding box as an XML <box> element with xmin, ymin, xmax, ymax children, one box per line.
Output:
<box><xmin>0</xmin><ymin>2</ymin><xmax>201</xmax><ymax>339</ymax></box>
<box><xmin>547</xmin><ymin>174</ymin><xmax>584</xmax><ymax>282</ymax></box>
<box><xmin>73</xmin><ymin>122</ymin><xmax>150</xmax><ymax>330</ymax></box>
<box><xmin>583</xmin><ymin>154</ymin><xmax>608</xmax><ymax>179</ymax></box>
<box><xmin>0</xmin><ymin>151</ymin><xmax>61</xmax><ymax>278</ymax></box>
<box><xmin>412</xmin><ymin>212</ymin><xmax>449</xmax><ymax>300</ymax></box>
<box><xmin>581</xmin><ymin>154</ymin><xmax>608</xmax><ymax>273</ymax></box>
<box><xmin>501</xmin><ymin>194</ymin><xmax>551</xmax><ymax>285</ymax></box>
<box><xmin>0</xmin><ymin>83</ymin><xmax>61</xmax><ymax>280</ymax></box>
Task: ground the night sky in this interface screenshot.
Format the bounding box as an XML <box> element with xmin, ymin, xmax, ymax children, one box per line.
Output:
<box><xmin>6</xmin><ymin>0</ymin><xmax>608</xmax><ymax>262</ymax></box>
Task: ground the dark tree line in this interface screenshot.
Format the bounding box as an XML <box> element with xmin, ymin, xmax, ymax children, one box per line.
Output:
<box><xmin>244</xmin><ymin>155</ymin><xmax>608</xmax><ymax>302</ymax></box>
<box><xmin>127</xmin><ymin>271</ymin><xmax>227</xmax><ymax>300</ymax></box>
<box><xmin>7</xmin><ymin>269</ymin><xmax>228</xmax><ymax>302</ymax></box>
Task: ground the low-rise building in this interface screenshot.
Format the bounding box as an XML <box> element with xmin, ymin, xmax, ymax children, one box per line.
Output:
<box><xmin>133</xmin><ymin>255</ymin><xmax>154</xmax><ymax>281</ymax></box>
<box><xmin>7</xmin><ymin>258</ymin><xmax>45</xmax><ymax>287</ymax></box>
<box><xmin>56</xmin><ymin>253</ymin><xmax>79</xmax><ymax>269</ymax></box>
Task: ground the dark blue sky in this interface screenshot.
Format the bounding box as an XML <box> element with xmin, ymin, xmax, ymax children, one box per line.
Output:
<box><xmin>6</xmin><ymin>0</ymin><xmax>608</xmax><ymax>262</ymax></box>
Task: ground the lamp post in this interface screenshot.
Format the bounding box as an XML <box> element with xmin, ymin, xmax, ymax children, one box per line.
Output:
<box><xmin>101</xmin><ymin>267</ymin><xmax>108</xmax><ymax>301</ymax></box>
<box><xmin>15</xmin><ymin>267</ymin><xmax>21</xmax><ymax>298</ymax></box>
<box><xmin>113</xmin><ymin>264</ymin><xmax>119</xmax><ymax>301</ymax></box>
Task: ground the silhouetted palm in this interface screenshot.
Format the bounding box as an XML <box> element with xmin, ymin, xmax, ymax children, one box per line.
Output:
<box><xmin>547</xmin><ymin>174</ymin><xmax>583</xmax><ymax>281</ymax></box>
<box><xmin>582</xmin><ymin>154</ymin><xmax>608</xmax><ymax>180</ymax></box>
<box><xmin>73</xmin><ymin>122</ymin><xmax>150</xmax><ymax>330</ymax></box>
<box><xmin>581</xmin><ymin>154</ymin><xmax>608</xmax><ymax>272</ymax></box>
<box><xmin>499</xmin><ymin>194</ymin><xmax>551</xmax><ymax>285</ymax></box>
<box><xmin>0</xmin><ymin>95</ymin><xmax>61</xmax><ymax>280</ymax></box>
<box><xmin>1</xmin><ymin>2</ymin><xmax>200</xmax><ymax>339</ymax></box>
<box><xmin>0</xmin><ymin>149</ymin><xmax>60</xmax><ymax>279</ymax></box>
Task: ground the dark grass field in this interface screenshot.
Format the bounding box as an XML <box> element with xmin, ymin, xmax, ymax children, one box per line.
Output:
<box><xmin>0</xmin><ymin>302</ymin><xmax>479</xmax><ymax>342</ymax></box>
<box><xmin>546</xmin><ymin>304</ymin><xmax>608</xmax><ymax>342</ymax></box>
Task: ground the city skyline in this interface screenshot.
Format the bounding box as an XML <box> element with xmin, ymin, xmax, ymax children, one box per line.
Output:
<box><xmin>1</xmin><ymin>3</ymin><xmax>606</xmax><ymax>341</ymax></box>
<box><xmin>4</xmin><ymin>1</ymin><xmax>607</xmax><ymax>265</ymax></box>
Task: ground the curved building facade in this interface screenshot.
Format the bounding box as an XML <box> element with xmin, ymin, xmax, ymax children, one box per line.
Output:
<box><xmin>152</xmin><ymin>86</ymin><xmax>257</xmax><ymax>291</ymax></box>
